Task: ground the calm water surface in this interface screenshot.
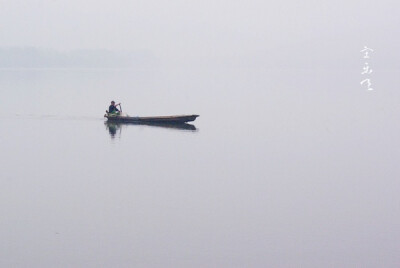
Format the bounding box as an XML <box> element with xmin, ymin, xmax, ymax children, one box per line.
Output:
<box><xmin>0</xmin><ymin>68</ymin><xmax>399</xmax><ymax>267</ymax></box>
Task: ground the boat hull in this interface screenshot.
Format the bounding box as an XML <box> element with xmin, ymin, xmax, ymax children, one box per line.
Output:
<box><xmin>105</xmin><ymin>121</ymin><xmax>197</xmax><ymax>131</ymax></box>
<box><xmin>105</xmin><ymin>114</ymin><xmax>199</xmax><ymax>124</ymax></box>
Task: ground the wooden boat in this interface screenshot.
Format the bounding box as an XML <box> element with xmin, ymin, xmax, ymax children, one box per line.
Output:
<box><xmin>104</xmin><ymin>113</ymin><xmax>199</xmax><ymax>124</ymax></box>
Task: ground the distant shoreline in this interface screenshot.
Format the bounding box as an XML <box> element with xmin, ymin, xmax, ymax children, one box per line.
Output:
<box><xmin>0</xmin><ymin>47</ymin><xmax>157</xmax><ymax>68</ymax></box>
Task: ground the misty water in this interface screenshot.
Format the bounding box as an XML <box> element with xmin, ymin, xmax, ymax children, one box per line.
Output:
<box><xmin>1</xmin><ymin>68</ymin><xmax>399</xmax><ymax>267</ymax></box>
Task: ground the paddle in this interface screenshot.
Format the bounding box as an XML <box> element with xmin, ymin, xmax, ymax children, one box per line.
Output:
<box><xmin>118</xmin><ymin>103</ymin><xmax>122</xmax><ymax>113</ymax></box>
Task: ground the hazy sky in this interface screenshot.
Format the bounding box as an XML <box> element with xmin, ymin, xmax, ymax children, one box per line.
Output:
<box><xmin>1</xmin><ymin>2</ymin><xmax>400</xmax><ymax>267</ymax></box>
<box><xmin>0</xmin><ymin>0</ymin><xmax>399</xmax><ymax>67</ymax></box>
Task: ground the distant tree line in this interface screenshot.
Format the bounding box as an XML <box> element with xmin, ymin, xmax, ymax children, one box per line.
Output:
<box><xmin>0</xmin><ymin>47</ymin><xmax>156</xmax><ymax>68</ymax></box>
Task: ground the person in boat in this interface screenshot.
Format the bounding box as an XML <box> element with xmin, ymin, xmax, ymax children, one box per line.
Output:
<box><xmin>108</xmin><ymin>101</ymin><xmax>120</xmax><ymax>115</ymax></box>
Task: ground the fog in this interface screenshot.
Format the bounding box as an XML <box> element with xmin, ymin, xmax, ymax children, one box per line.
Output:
<box><xmin>1</xmin><ymin>0</ymin><xmax>400</xmax><ymax>68</ymax></box>
<box><xmin>1</xmin><ymin>1</ymin><xmax>400</xmax><ymax>267</ymax></box>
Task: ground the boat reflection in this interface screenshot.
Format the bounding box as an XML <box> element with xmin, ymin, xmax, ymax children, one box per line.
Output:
<box><xmin>105</xmin><ymin>121</ymin><xmax>197</xmax><ymax>139</ymax></box>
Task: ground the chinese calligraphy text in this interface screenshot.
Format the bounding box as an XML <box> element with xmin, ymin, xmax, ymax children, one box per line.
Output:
<box><xmin>360</xmin><ymin>46</ymin><xmax>374</xmax><ymax>91</ymax></box>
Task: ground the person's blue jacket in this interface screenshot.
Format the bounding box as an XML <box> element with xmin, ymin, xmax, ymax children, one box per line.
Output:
<box><xmin>109</xmin><ymin>105</ymin><xmax>119</xmax><ymax>113</ymax></box>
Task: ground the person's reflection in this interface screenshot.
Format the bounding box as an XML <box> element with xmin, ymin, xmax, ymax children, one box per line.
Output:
<box><xmin>105</xmin><ymin>122</ymin><xmax>121</xmax><ymax>139</ymax></box>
